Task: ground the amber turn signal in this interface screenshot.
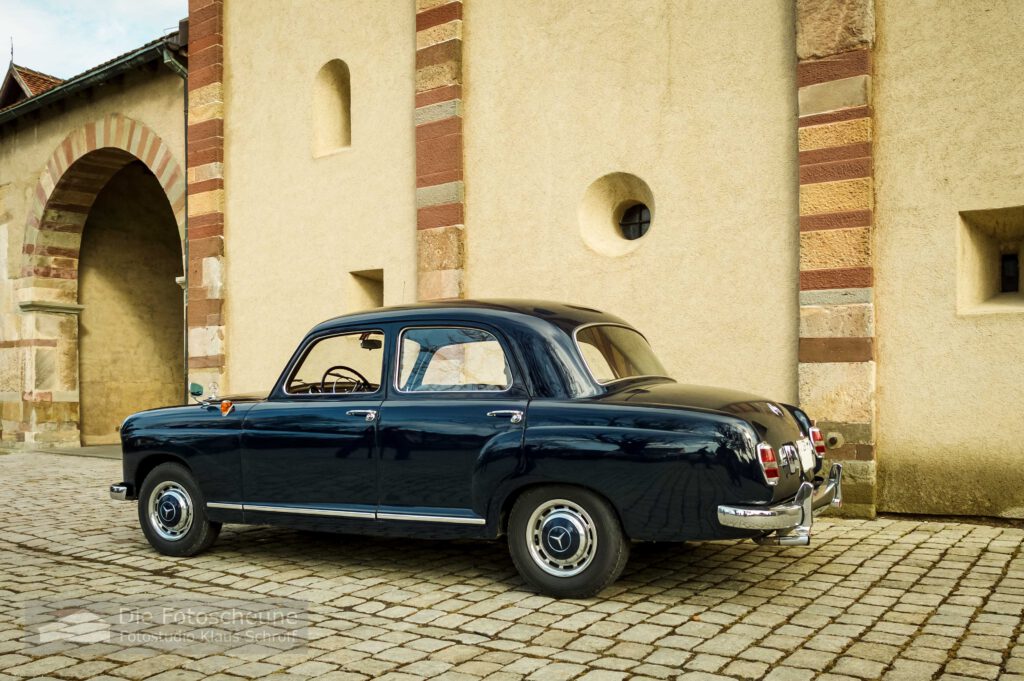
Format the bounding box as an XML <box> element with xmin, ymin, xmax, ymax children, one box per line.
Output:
<box><xmin>220</xmin><ymin>400</ymin><xmax>234</xmax><ymax>416</ymax></box>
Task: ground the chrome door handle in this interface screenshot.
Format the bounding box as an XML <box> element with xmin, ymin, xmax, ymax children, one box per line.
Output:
<box><xmin>487</xmin><ymin>409</ymin><xmax>524</xmax><ymax>424</ymax></box>
<box><xmin>346</xmin><ymin>409</ymin><xmax>378</xmax><ymax>423</ymax></box>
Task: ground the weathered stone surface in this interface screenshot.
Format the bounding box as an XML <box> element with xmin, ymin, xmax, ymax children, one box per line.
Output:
<box><xmin>800</xmin><ymin>303</ymin><xmax>874</xmax><ymax>338</ymax></box>
<box><xmin>797</xmin><ymin>0</ymin><xmax>875</xmax><ymax>60</ymax></box>
<box><xmin>798</xmin><ymin>75</ymin><xmax>872</xmax><ymax>117</ymax></box>
<box><xmin>800</xmin><ymin>226</ymin><xmax>871</xmax><ymax>271</ymax></box>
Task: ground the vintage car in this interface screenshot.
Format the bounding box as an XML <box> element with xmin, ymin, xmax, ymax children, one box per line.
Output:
<box><xmin>110</xmin><ymin>300</ymin><xmax>842</xmax><ymax>598</ymax></box>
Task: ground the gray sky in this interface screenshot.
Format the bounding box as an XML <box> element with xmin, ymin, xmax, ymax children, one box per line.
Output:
<box><xmin>2</xmin><ymin>0</ymin><xmax>187</xmax><ymax>79</ymax></box>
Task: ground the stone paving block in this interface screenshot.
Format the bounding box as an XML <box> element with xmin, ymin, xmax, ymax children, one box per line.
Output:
<box><xmin>2</xmin><ymin>453</ymin><xmax>1024</xmax><ymax>681</ymax></box>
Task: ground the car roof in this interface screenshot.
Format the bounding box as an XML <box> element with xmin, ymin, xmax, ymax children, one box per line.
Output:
<box><xmin>310</xmin><ymin>299</ymin><xmax>633</xmax><ymax>335</ymax></box>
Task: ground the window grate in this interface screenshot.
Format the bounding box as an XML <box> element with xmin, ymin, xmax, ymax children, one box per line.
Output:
<box><xmin>619</xmin><ymin>203</ymin><xmax>651</xmax><ymax>241</ymax></box>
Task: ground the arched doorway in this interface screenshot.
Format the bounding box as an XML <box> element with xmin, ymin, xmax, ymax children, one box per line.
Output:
<box><xmin>78</xmin><ymin>161</ymin><xmax>184</xmax><ymax>444</ymax></box>
<box><xmin>17</xmin><ymin>115</ymin><xmax>190</xmax><ymax>447</ymax></box>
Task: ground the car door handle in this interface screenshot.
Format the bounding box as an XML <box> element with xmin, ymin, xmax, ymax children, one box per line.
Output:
<box><xmin>346</xmin><ymin>409</ymin><xmax>378</xmax><ymax>423</ymax></box>
<box><xmin>487</xmin><ymin>410</ymin><xmax>524</xmax><ymax>424</ymax></box>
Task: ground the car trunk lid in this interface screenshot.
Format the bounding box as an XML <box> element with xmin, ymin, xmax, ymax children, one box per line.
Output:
<box><xmin>600</xmin><ymin>380</ymin><xmax>814</xmax><ymax>496</ymax></box>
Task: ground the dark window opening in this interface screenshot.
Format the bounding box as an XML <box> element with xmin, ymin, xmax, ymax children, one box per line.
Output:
<box><xmin>618</xmin><ymin>203</ymin><xmax>651</xmax><ymax>240</ymax></box>
<box><xmin>1001</xmin><ymin>253</ymin><xmax>1020</xmax><ymax>293</ymax></box>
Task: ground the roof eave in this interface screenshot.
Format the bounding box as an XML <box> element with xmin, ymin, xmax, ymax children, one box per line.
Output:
<box><xmin>0</xmin><ymin>40</ymin><xmax>180</xmax><ymax>128</ymax></box>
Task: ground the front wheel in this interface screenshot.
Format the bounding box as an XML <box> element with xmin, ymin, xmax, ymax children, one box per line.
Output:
<box><xmin>137</xmin><ymin>462</ymin><xmax>220</xmax><ymax>557</ymax></box>
<box><xmin>508</xmin><ymin>486</ymin><xmax>630</xmax><ymax>598</ymax></box>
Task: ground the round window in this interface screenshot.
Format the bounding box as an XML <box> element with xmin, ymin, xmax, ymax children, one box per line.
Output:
<box><xmin>618</xmin><ymin>203</ymin><xmax>651</xmax><ymax>240</ymax></box>
<box><xmin>578</xmin><ymin>173</ymin><xmax>654</xmax><ymax>257</ymax></box>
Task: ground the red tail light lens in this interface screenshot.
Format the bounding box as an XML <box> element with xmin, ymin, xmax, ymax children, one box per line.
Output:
<box><xmin>757</xmin><ymin>442</ymin><xmax>779</xmax><ymax>485</ymax></box>
<box><xmin>809</xmin><ymin>427</ymin><xmax>826</xmax><ymax>455</ymax></box>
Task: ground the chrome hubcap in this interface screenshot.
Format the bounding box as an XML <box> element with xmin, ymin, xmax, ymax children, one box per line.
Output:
<box><xmin>148</xmin><ymin>482</ymin><xmax>193</xmax><ymax>541</ymax></box>
<box><xmin>526</xmin><ymin>499</ymin><xmax>598</xmax><ymax>577</ymax></box>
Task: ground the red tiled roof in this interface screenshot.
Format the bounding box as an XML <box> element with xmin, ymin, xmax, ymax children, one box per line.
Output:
<box><xmin>12</xmin><ymin>64</ymin><xmax>64</xmax><ymax>96</ymax></box>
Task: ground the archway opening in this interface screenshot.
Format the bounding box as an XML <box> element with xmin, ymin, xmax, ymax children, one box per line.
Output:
<box><xmin>78</xmin><ymin>160</ymin><xmax>184</xmax><ymax>444</ymax></box>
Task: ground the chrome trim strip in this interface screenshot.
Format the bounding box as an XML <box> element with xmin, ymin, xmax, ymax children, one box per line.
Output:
<box><xmin>206</xmin><ymin>502</ymin><xmax>486</xmax><ymax>525</ymax></box>
<box><xmin>377</xmin><ymin>511</ymin><xmax>486</xmax><ymax>525</ymax></box>
<box><xmin>244</xmin><ymin>504</ymin><xmax>375</xmax><ymax>519</ymax></box>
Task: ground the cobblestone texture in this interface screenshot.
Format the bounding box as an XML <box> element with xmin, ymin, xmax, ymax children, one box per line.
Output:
<box><xmin>1</xmin><ymin>452</ymin><xmax>1023</xmax><ymax>680</ymax></box>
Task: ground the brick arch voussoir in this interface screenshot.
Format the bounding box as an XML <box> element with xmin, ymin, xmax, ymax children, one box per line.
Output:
<box><xmin>21</xmin><ymin>114</ymin><xmax>187</xmax><ymax>283</ymax></box>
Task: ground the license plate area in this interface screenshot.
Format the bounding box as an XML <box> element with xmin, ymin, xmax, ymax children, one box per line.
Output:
<box><xmin>796</xmin><ymin>438</ymin><xmax>816</xmax><ymax>471</ymax></box>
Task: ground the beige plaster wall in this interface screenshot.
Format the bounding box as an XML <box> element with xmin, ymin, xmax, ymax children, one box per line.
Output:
<box><xmin>78</xmin><ymin>163</ymin><xmax>184</xmax><ymax>444</ymax></box>
<box><xmin>874</xmin><ymin>0</ymin><xmax>1024</xmax><ymax>516</ymax></box>
<box><xmin>0</xmin><ymin>70</ymin><xmax>184</xmax><ymax>436</ymax></box>
<box><xmin>222</xmin><ymin>0</ymin><xmax>417</xmax><ymax>393</ymax></box>
<box><xmin>462</xmin><ymin>0</ymin><xmax>800</xmax><ymax>400</ymax></box>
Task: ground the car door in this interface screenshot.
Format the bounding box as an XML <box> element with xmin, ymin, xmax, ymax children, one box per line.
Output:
<box><xmin>376</xmin><ymin>324</ymin><xmax>528</xmax><ymax>526</ymax></box>
<box><xmin>240</xmin><ymin>328</ymin><xmax>386</xmax><ymax>523</ymax></box>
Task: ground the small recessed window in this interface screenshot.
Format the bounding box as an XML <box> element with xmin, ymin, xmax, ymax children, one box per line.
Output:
<box><xmin>619</xmin><ymin>203</ymin><xmax>651</xmax><ymax>240</ymax></box>
<box><xmin>1002</xmin><ymin>253</ymin><xmax>1020</xmax><ymax>293</ymax></box>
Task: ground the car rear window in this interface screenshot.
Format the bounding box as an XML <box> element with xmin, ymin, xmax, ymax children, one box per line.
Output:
<box><xmin>575</xmin><ymin>324</ymin><xmax>667</xmax><ymax>384</ymax></box>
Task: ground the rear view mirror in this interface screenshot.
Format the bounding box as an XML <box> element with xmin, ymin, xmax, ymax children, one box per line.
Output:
<box><xmin>360</xmin><ymin>339</ymin><xmax>383</xmax><ymax>350</ymax></box>
<box><xmin>189</xmin><ymin>382</ymin><xmax>204</xmax><ymax>397</ymax></box>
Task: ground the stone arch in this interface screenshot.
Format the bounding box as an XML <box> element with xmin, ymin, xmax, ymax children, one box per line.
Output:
<box><xmin>15</xmin><ymin>114</ymin><xmax>187</xmax><ymax>446</ymax></box>
<box><xmin>21</xmin><ymin>114</ymin><xmax>185</xmax><ymax>298</ymax></box>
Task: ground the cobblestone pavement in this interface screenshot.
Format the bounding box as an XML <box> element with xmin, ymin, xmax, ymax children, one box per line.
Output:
<box><xmin>1</xmin><ymin>451</ymin><xmax>1023</xmax><ymax>681</ymax></box>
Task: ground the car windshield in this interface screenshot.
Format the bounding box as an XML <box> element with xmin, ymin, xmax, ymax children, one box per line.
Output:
<box><xmin>574</xmin><ymin>324</ymin><xmax>668</xmax><ymax>384</ymax></box>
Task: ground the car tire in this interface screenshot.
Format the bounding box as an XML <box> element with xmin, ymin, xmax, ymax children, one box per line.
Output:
<box><xmin>137</xmin><ymin>462</ymin><xmax>221</xmax><ymax>557</ymax></box>
<box><xmin>508</xmin><ymin>485</ymin><xmax>630</xmax><ymax>598</ymax></box>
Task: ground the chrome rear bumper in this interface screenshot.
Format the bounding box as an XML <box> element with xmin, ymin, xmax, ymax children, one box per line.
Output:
<box><xmin>109</xmin><ymin>483</ymin><xmax>129</xmax><ymax>501</ymax></box>
<box><xmin>717</xmin><ymin>463</ymin><xmax>843</xmax><ymax>546</ymax></box>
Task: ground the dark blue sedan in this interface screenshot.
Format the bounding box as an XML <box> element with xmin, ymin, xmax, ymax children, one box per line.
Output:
<box><xmin>110</xmin><ymin>300</ymin><xmax>842</xmax><ymax>598</ymax></box>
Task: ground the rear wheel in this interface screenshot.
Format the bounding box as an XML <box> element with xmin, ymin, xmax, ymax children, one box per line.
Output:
<box><xmin>508</xmin><ymin>485</ymin><xmax>629</xmax><ymax>598</ymax></box>
<box><xmin>137</xmin><ymin>462</ymin><xmax>220</xmax><ymax>557</ymax></box>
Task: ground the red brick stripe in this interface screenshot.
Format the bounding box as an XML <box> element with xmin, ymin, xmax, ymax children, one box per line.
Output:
<box><xmin>187</xmin><ymin>118</ymin><xmax>223</xmax><ymax>140</ymax></box>
<box><xmin>797</xmin><ymin>49</ymin><xmax>871</xmax><ymax>88</ymax></box>
<box><xmin>417</xmin><ymin>203</ymin><xmax>464</xmax><ymax>231</ymax></box>
<box><xmin>799</xmin><ymin>141</ymin><xmax>871</xmax><ymax>166</ymax></box>
<box><xmin>800</xmin><ymin>209</ymin><xmax>872</xmax><ymax>232</ymax></box>
<box><xmin>416</xmin><ymin>116</ymin><xmax>461</xmax><ymax>142</ymax></box>
<box><xmin>800</xmin><ymin>267</ymin><xmax>873</xmax><ymax>291</ymax></box>
<box><xmin>798</xmin><ymin>337</ymin><xmax>874</xmax><ymax>363</ymax></box>
<box><xmin>416</xmin><ymin>168</ymin><xmax>462</xmax><ymax>189</ymax></box>
<box><xmin>416</xmin><ymin>132</ymin><xmax>462</xmax><ymax>178</ymax></box>
<box><xmin>416</xmin><ymin>1</ymin><xmax>461</xmax><ymax>31</ymax></box>
<box><xmin>187</xmin><ymin>178</ymin><xmax>224</xmax><ymax>195</ymax></box>
<box><xmin>799</xmin><ymin>157</ymin><xmax>871</xmax><ymax>185</ymax></box>
<box><xmin>416</xmin><ymin>85</ymin><xmax>461</xmax><ymax>108</ymax></box>
<box><xmin>189</xmin><ymin>354</ymin><xmax>226</xmax><ymax>369</ymax></box>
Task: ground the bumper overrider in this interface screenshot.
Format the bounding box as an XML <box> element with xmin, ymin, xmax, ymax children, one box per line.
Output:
<box><xmin>717</xmin><ymin>463</ymin><xmax>843</xmax><ymax>546</ymax></box>
<box><xmin>110</xmin><ymin>483</ymin><xmax>132</xmax><ymax>501</ymax></box>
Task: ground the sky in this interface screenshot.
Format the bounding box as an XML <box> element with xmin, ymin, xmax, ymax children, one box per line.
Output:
<box><xmin>1</xmin><ymin>0</ymin><xmax>187</xmax><ymax>79</ymax></box>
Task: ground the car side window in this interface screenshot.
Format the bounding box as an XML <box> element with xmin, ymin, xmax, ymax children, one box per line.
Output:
<box><xmin>287</xmin><ymin>331</ymin><xmax>384</xmax><ymax>395</ymax></box>
<box><xmin>397</xmin><ymin>327</ymin><xmax>512</xmax><ymax>392</ymax></box>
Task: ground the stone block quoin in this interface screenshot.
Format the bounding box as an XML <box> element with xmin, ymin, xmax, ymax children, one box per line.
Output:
<box><xmin>795</xmin><ymin>0</ymin><xmax>877</xmax><ymax>516</ymax></box>
<box><xmin>186</xmin><ymin>0</ymin><xmax>227</xmax><ymax>388</ymax></box>
<box><xmin>415</xmin><ymin>0</ymin><xmax>465</xmax><ymax>301</ymax></box>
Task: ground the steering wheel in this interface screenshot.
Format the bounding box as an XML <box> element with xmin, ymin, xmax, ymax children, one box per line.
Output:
<box><xmin>320</xmin><ymin>365</ymin><xmax>371</xmax><ymax>394</ymax></box>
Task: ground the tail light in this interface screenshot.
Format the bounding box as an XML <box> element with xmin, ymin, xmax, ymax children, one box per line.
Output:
<box><xmin>809</xmin><ymin>427</ymin><xmax>827</xmax><ymax>456</ymax></box>
<box><xmin>757</xmin><ymin>442</ymin><xmax>780</xmax><ymax>485</ymax></box>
